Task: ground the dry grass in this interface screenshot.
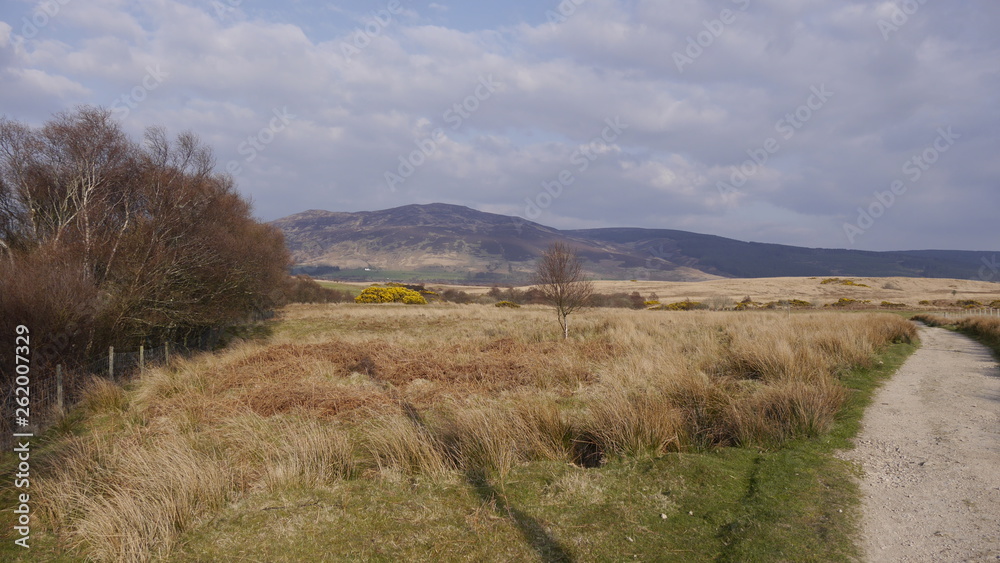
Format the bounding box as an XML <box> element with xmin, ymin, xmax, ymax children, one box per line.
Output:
<box><xmin>215</xmin><ymin>413</ymin><xmax>357</xmax><ymax>491</ymax></box>
<box><xmin>433</xmin><ymin>276</ymin><xmax>1000</xmax><ymax>308</ymax></box>
<box><xmin>583</xmin><ymin>384</ymin><xmax>683</xmax><ymax>457</ymax></box>
<box><xmin>28</xmin><ymin>304</ymin><xmax>918</xmax><ymax>561</ymax></box>
<box><xmin>363</xmin><ymin>414</ymin><xmax>453</xmax><ymax>478</ymax></box>
<box><xmin>35</xmin><ymin>430</ymin><xmax>229</xmax><ymax>563</ymax></box>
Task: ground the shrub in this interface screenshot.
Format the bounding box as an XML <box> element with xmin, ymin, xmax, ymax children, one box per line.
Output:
<box><xmin>354</xmin><ymin>286</ymin><xmax>427</xmax><ymax>305</ymax></box>
<box><xmin>587</xmin><ymin>292</ymin><xmax>646</xmax><ymax>309</ymax></box>
<box><xmin>0</xmin><ymin>108</ymin><xmax>289</xmax><ymax>377</ymax></box>
<box><xmin>919</xmin><ymin>300</ymin><xmax>931</xmax><ymax>306</ymax></box>
<box><xmin>827</xmin><ymin>298</ymin><xmax>872</xmax><ymax>308</ymax></box>
<box><xmin>282</xmin><ymin>276</ymin><xmax>352</xmax><ymax>304</ymax></box>
<box><xmin>494</xmin><ymin>301</ymin><xmax>521</xmax><ymax>309</ymax></box>
<box><xmin>655</xmin><ymin>300</ymin><xmax>704</xmax><ymax>311</ymax></box>
<box><xmin>486</xmin><ymin>286</ymin><xmax>547</xmax><ymax>305</ymax></box>
<box><xmin>957</xmin><ymin>300</ymin><xmax>983</xmax><ymax>309</ymax></box>
<box><xmin>440</xmin><ymin>289</ymin><xmax>473</xmax><ymax>304</ymax></box>
<box><xmin>734</xmin><ymin>297</ymin><xmax>767</xmax><ymax>310</ymax></box>
<box><xmin>880</xmin><ymin>301</ymin><xmax>907</xmax><ymax>309</ymax></box>
<box><xmin>762</xmin><ymin>300</ymin><xmax>814</xmax><ymax>309</ymax></box>
<box><xmin>387</xmin><ymin>282</ymin><xmax>439</xmax><ymax>301</ymax></box>
<box><xmin>820</xmin><ymin>278</ymin><xmax>870</xmax><ymax>288</ymax></box>
<box><xmin>704</xmin><ymin>296</ymin><xmax>734</xmax><ymax>311</ymax></box>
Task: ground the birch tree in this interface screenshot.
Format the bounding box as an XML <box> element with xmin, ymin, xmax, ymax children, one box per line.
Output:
<box><xmin>533</xmin><ymin>242</ymin><xmax>594</xmax><ymax>339</ymax></box>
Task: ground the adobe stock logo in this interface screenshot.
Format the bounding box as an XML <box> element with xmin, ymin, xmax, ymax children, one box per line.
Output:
<box><xmin>384</xmin><ymin>74</ymin><xmax>499</xmax><ymax>192</ymax></box>
<box><xmin>110</xmin><ymin>65</ymin><xmax>169</xmax><ymax>119</ymax></box>
<box><xmin>981</xmin><ymin>256</ymin><xmax>999</xmax><ymax>283</ymax></box>
<box><xmin>226</xmin><ymin>108</ymin><xmax>296</xmax><ymax>175</ymax></box>
<box><xmin>546</xmin><ymin>0</ymin><xmax>588</xmax><ymax>28</ymax></box>
<box><xmin>18</xmin><ymin>0</ymin><xmax>70</xmax><ymax>40</ymax></box>
<box><xmin>843</xmin><ymin>127</ymin><xmax>959</xmax><ymax>245</ymax></box>
<box><xmin>717</xmin><ymin>84</ymin><xmax>834</xmax><ymax>202</ymax></box>
<box><xmin>511</xmin><ymin>116</ymin><xmax>628</xmax><ymax>235</ymax></box>
<box><xmin>673</xmin><ymin>0</ymin><xmax>750</xmax><ymax>73</ymax></box>
<box><xmin>211</xmin><ymin>0</ymin><xmax>244</xmax><ymax>19</ymax></box>
<box><xmin>522</xmin><ymin>116</ymin><xmax>628</xmax><ymax>220</ymax></box>
<box><xmin>340</xmin><ymin>1</ymin><xmax>406</xmax><ymax>62</ymax></box>
<box><xmin>878</xmin><ymin>0</ymin><xmax>930</xmax><ymax>41</ymax></box>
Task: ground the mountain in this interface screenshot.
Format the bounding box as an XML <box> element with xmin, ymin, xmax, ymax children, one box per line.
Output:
<box><xmin>270</xmin><ymin>203</ymin><xmax>997</xmax><ymax>282</ymax></box>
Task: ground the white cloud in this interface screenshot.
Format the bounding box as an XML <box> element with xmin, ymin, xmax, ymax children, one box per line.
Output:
<box><xmin>0</xmin><ymin>0</ymin><xmax>996</xmax><ymax>251</ymax></box>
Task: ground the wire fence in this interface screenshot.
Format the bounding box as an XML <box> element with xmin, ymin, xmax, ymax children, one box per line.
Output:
<box><xmin>936</xmin><ymin>308</ymin><xmax>1000</xmax><ymax>319</ymax></box>
<box><xmin>1</xmin><ymin>326</ymin><xmax>231</xmax><ymax>450</ymax></box>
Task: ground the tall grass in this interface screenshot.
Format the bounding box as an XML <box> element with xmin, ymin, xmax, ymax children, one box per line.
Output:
<box><xmin>27</xmin><ymin>305</ymin><xmax>917</xmax><ymax>561</ymax></box>
<box><xmin>35</xmin><ymin>430</ymin><xmax>230</xmax><ymax>563</ymax></box>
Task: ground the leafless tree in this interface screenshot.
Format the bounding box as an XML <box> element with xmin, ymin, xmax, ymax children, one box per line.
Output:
<box><xmin>533</xmin><ymin>242</ymin><xmax>594</xmax><ymax>339</ymax></box>
<box><xmin>0</xmin><ymin>106</ymin><xmax>289</xmax><ymax>372</ymax></box>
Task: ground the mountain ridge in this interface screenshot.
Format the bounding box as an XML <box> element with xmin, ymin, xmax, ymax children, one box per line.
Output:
<box><xmin>270</xmin><ymin>204</ymin><xmax>997</xmax><ymax>282</ymax></box>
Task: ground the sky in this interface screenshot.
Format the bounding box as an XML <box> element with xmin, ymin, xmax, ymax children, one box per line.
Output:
<box><xmin>1</xmin><ymin>0</ymin><xmax>998</xmax><ymax>252</ymax></box>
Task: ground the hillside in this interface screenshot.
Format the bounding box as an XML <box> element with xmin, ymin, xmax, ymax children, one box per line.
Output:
<box><xmin>271</xmin><ymin>204</ymin><xmax>998</xmax><ymax>282</ymax></box>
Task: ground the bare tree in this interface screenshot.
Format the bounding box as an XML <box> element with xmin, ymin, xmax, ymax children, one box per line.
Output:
<box><xmin>0</xmin><ymin>107</ymin><xmax>290</xmax><ymax>370</ymax></box>
<box><xmin>533</xmin><ymin>242</ymin><xmax>594</xmax><ymax>339</ymax></box>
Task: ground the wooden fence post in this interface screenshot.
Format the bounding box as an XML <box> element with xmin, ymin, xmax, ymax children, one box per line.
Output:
<box><xmin>109</xmin><ymin>346</ymin><xmax>115</xmax><ymax>383</ymax></box>
<box><xmin>56</xmin><ymin>364</ymin><xmax>64</xmax><ymax>412</ymax></box>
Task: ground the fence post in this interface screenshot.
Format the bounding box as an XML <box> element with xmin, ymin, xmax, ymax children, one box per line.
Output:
<box><xmin>165</xmin><ymin>341</ymin><xmax>170</xmax><ymax>365</ymax></box>
<box><xmin>140</xmin><ymin>344</ymin><xmax>144</xmax><ymax>371</ymax></box>
<box><xmin>56</xmin><ymin>364</ymin><xmax>64</xmax><ymax>412</ymax></box>
<box><xmin>109</xmin><ymin>346</ymin><xmax>115</xmax><ymax>383</ymax></box>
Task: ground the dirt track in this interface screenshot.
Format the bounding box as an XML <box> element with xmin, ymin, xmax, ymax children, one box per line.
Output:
<box><xmin>844</xmin><ymin>324</ymin><xmax>1000</xmax><ymax>562</ymax></box>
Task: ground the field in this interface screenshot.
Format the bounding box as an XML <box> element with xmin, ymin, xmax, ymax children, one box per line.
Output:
<box><xmin>0</xmin><ymin>302</ymin><xmax>922</xmax><ymax>562</ymax></box>
<box><xmin>587</xmin><ymin>276</ymin><xmax>1000</xmax><ymax>307</ymax></box>
<box><xmin>350</xmin><ymin>276</ymin><xmax>1000</xmax><ymax>310</ymax></box>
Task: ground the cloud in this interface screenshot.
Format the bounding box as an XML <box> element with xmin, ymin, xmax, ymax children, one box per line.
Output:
<box><xmin>0</xmin><ymin>0</ymin><xmax>996</xmax><ymax>251</ymax></box>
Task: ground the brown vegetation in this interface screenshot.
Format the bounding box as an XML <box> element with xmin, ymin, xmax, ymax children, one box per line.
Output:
<box><xmin>0</xmin><ymin>108</ymin><xmax>289</xmax><ymax>421</ymax></box>
<box><xmin>28</xmin><ymin>304</ymin><xmax>917</xmax><ymax>561</ymax></box>
<box><xmin>281</xmin><ymin>275</ymin><xmax>353</xmax><ymax>304</ymax></box>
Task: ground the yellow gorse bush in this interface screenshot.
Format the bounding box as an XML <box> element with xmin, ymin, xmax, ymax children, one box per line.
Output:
<box><xmin>355</xmin><ymin>286</ymin><xmax>428</xmax><ymax>304</ymax></box>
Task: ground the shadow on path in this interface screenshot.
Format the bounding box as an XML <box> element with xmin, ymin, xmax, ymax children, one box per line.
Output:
<box><xmin>465</xmin><ymin>469</ymin><xmax>575</xmax><ymax>563</ymax></box>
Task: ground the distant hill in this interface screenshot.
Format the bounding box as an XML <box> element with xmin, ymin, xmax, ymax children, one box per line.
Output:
<box><xmin>270</xmin><ymin>203</ymin><xmax>997</xmax><ymax>283</ymax></box>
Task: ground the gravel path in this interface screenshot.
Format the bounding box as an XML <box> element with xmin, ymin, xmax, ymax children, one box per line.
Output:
<box><xmin>844</xmin><ymin>324</ymin><xmax>1000</xmax><ymax>562</ymax></box>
